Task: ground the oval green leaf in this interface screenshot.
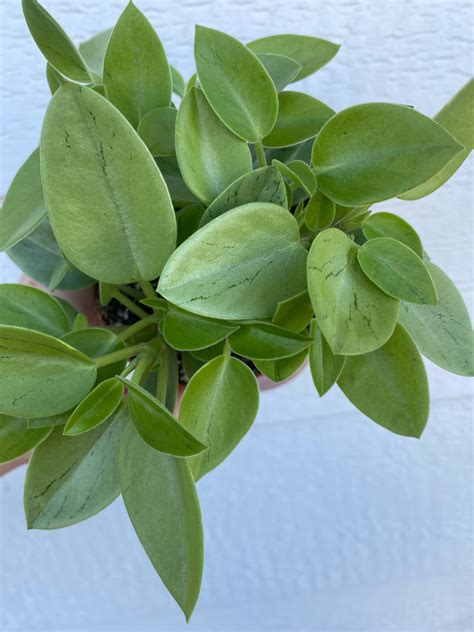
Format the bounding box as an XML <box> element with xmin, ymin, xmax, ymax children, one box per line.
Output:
<box><xmin>119</xmin><ymin>423</ymin><xmax>203</xmax><ymax>621</ymax></box>
<box><xmin>273</xmin><ymin>159</ymin><xmax>316</xmax><ymax>196</ymax></box>
<box><xmin>22</xmin><ymin>0</ymin><xmax>90</xmax><ymax>82</ymax></box>
<box><xmin>358</xmin><ymin>237</ymin><xmax>437</xmax><ymax>305</ymax></box>
<box><xmin>103</xmin><ymin>2</ymin><xmax>172</xmax><ymax>127</ymax></box>
<box><xmin>338</xmin><ymin>324</ymin><xmax>429</xmax><ymax>437</ymax></box>
<box><xmin>305</xmin><ymin>191</ymin><xmax>336</xmax><ymax>231</ymax></box>
<box><xmin>398</xmin><ymin>262</ymin><xmax>473</xmax><ymax>376</ymax></box>
<box><xmin>263</xmin><ymin>91</ymin><xmax>334</xmax><ymax>148</ymax></box>
<box><xmin>0</xmin><ymin>149</ymin><xmax>46</xmax><ymax>251</ymax></box>
<box><xmin>78</xmin><ymin>27</ymin><xmax>113</xmax><ymax>78</ymax></box>
<box><xmin>229</xmin><ymin>322</ymin><xmax>313</xmax><ymax>360</ymax></box>
<box><xmin>120</xmin><ymin>379</ymin><xmax>207</xmax><ymax>457</ymax></box>
<box><xmin>158</xmin><ymin>202</ymin><xmax>308</xmax><ymax>320</ymax></box>
<box><xmin>163</xmin><ymin>306</ymin><xmax>238</xmax><ymax>351</ymax></box>
<box><xmin>309</xmin><ymin>319</ymin><xmax>346</xmax><ymax>396</ymax></box>
<box><xmin>137</xmin><ymin>107</ymin><xmax>177</xmax><ymax>157</ymax></box>
<box><xmin>363</xmin><ymin>212</ymin><xmax>423</xmax><ymax>257</ymax></box>
<box><xmin>64</xmin><ymin>378</ymin><xmax>124</xmax><ymax>436</ymax></box>
<box><xmin>307</xmin><ymin>228</ymin><xmax>399</xmax><ymax>355</ymax></box>
<box><xmin>254</xmin><ymin>349</ymin><xmax>308</xmax><ymax>383</ymax></box>
<box><xmin>171</xmin><ymin>65</ymin><xmax>186</xmax><ymax>98</ymax></box>
<box><xmin>62</xmin><ymin>327</ymin><xmax>126</xmax><ymax>382</ymax></box>
<box><xmin>312</xmin><ymin>103</ymin><xmax>463</xmax><ymax>206</ymax></box>
<box><xmin>0</xmin><ymin>325</ymin><xmax>97</xmax><ymax>418</ymax></box>
<box><xmin>272</xmin><ymin>289</ymin><xmax>314</xmax><ymax>332</ymax></box>
<box><xmin>195</xmin><ymin>26</ymin><xmax>278</xmax><ymax>142</ymax></box>
<box><xmin>0</xmin><ymin>284</ymin><xmax>70</xmax><ymax>337</ymax></box>
<box><xmin>176</xmin><ymin>204</ymin><xmax>206</xmax><ymax>245</ymax></box>
<box><xmin>176</xmin><ymin>87</ymin><xmax>252</xmax><ymax>204</ymax></box>
<box><xmin>200</xmin><ymin>166</ymin><xmax>287</xmax><ymax>226</ymax></box>
<box><xmin>24</xmin><ymin>405</ymin><xmax>128</xmax><ymax>529</ymax></box>
<box><xmin>179</xmin><ymin>355</ymin><xmax>259</xmax><ymax>479</ymax></box>
<box><xmin>41</xmin><ymin>83</ymin><xmax>176</xmax><ymax>284</ymax></box>
<box><xmin>256</xmin><ymin>53</ymin><xmax>302</xmax><ymax>91</ymax></box>
<box><xmin>0</xmin><ymin>415</ymin><xmax>52</xmax><ymax>464</ymax></box>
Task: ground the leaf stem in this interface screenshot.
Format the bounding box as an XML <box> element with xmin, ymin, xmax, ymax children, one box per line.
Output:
<box><xmin>112</xmin><ymin>289</ymin><xmax>149</xmax><ymax>319</ymax></box>
<box><xmin>139</xmin><ymin>280</ymin><xmax>157</xmax><ymax>300</ymax></box>
<box><xmin>156</xmin><ymin>345</ymin><xmax>169</xmax><ymax>404</ymax></box>
<box><xmin>95</xmin><ymin>343</ymin><xmax>147</xmax><ymax>368</ymax></box>
<box><xmin>118</xmin><ymin>284</ymin><xmax>144</xmax><ymax>300</ymax></box>
<box><xmin>254</xmin><ymin>139</ymin><xmax>267</xmax><ymax>167</ymax></box>
<box><xmin>132</xmin><ymin>351</ymin><xmax>155</xmax><ymax>385</ymax></box>
<box><xmin>116</xmin><ymin>314</ymin><xmax>159</xmax><ymax>343</ymax></box>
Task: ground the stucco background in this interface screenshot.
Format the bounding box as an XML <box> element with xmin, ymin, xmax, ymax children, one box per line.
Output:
<box><xmin>0</xmin><ymin>0</ymin><xmax>473</xmax><ymax>630</ymax></box>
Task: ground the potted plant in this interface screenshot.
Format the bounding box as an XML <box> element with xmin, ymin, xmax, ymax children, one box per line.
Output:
<box><xmin>0</xmin><ymin>0</ymin><xmax>472</xmax><ymax>621</ymax></box>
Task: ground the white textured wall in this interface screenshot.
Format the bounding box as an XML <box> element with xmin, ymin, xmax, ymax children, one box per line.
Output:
<box><xmin>0</xmin><ymin>0</ymin><xmax>473</xmax><ymax>630</ymax></box>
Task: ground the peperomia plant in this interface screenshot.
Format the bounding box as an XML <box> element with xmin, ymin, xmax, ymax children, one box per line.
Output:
<box><xmin>0</xmin><ymin>0</ymin><xmax>473</xmax><ymax>621</ymax></box>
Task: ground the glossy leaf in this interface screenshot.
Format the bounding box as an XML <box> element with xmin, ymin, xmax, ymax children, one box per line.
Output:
<box><xmin>22</xmin><ymin>0</ymin><xmax>90</xmax><ymax>82</ymax></box>
<box><xmin>24</xmin><ymin>405</ymin><xmax>128</xmax><ymax>529</ymax></box>
<box><xmin>247</xmin><ymin>34</ymin><xmax>340</xmax><ymax>81</ymax></box>
<box><xmin>64</xmin><ymin>378</ymin><xmax>124</xmax><ymax>436</ymax></box>
<box><xmin>138</xmin><ymin>107</ymin><xmax>177</xmax><ymax>157</ymax></box>
<box><xmin>176</xmin><ymin>87</ymin><xmax>252</xmax><ymax>204</ymax></box>
<box><xmin>171</xmin><ymin>65</ymin><xmax>186</xmax><ymax>97</ymax></box>
<box><xmin>399</xmin><ymin>262</ymin><xmax>473</xmax><ymax>376</ymax></box>
<box><xmin>0</xmin><ymin>415</ymin><xmax>51</xmax><ymax>464</ymax></box>
<box><xmin>120</xmin><ymin>380</ymin><xmax>207</xmax><ymax>457</ymax></box>
<box><xmin>0</xmin><ymin>325</ymin><xmax>97</xmax><ymax>418</ymax></box>
<box><xmin>0</xmin><ymin>284</ymin><xmax>70</xmax><ymax>337</ymax></box>
<box><xmin>400</xmin><ymin>78</ymin><xmax>474</xmax><ymax>200</ymax></box>
<box><xmin>0</xmin><ymin>149</ymin><xmax>46</xmax><ymax>251</ymax></box>
<box><xmin>78</xmin><ymin>28</ymin><xmax>113</xmax><ymax>78</ymax></box>
<box><xmin>263</xmin><ymin>91</ymin><xmax>334</xmax><ymax>147</ymax></box>
<box><xmin>358</xmin><ymin>237</ymin><xmax>438</xmax><ymax>304</ymax></box>
<box><xmin>159</xmin><ymin>202</ymin><xmax>308</xmax><ymax>320</ymax></box>
<box><xmin>305</xmin><ymin>191</ymin><xmax>336</xmax><ymax>231</ymax></box>
<box><xmin>312</xmin><ymin>103</ymin><xmax>463</xmax><ymax>206</ymax></box>
<box><xmin>195</xmin><ymin>26</ymin><xmax>278</xmax><ymax>142</ymax></box>
<box><xmin>273</xmin><ymin>159</ymin><xmax>316</xmax><ymax>196</ymax></box>
<box><xmin>309</xmin><ymin>319</ymin><xmax>346</xmax><ymax>396</ymax></box>
<box><xmin>256</xmin><ymin>53</ymin><xmax>301</xmax><ymax>91</ymax></box>
<box><xmin>119</xmin><ymin>423</ymin><xmax>203</xmax><ymax>621</ymax></box>
<box><xmin>7</xmin><ymin>219</ymin><xmax>94</xmax><ymax>291</ymax></box>
<box><xmin>254</xmin><ymin>349</ymin><xmax>308</xmax><ymax>383</ymax></box>
<box><xmin>41</xmin><ymin>83</ymin><xmax>176</xmax><ymax>284</ymax></box>
<box><xmin>179</xmin><ymin>355</ymin><xmax>259</xmax><ymax>479</ymax></box>
<box><xmin>103</xmin><ymin>3</ymin><xmax>172</xmax><ymax>127</ymax></box>
<box><xmin>62</xmin><ymin>328</ymin><xmax>126</xmax><ymax>382</ymax></box>
<box><xmin>363</xmin><ymin>212</ymin><xmax>423</xmax><ymax>257</ymax></box>
<box><xmin>200</xmin><ymin>166</ymin><xmax>287</xmax><ymax>226</ymax></box>
<box><xmin>338</xmin><ymin>324</ymin><xmax>429</xmax><ymax>437</ymax></box>
<box><xmin>229</xmin><ymin>322</ymin><xmax>313</xmax><ymax>360</ymax></box>
<box><xmin>164</xmin><ymin>306</ymin><xmax>238</xmax><ymax>351</ymax></box>
<box><xmin>307</xmin><ymin>229</ymin><xmax>399</xmax><ymax>355</ymax></box>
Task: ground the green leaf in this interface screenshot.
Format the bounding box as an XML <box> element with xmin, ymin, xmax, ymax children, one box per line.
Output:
<box><xmin>46</xmin><ymin>63</ymin><xmax>65</xmax><ymax>95</ymax></box>
<box><xmin>229</xmin><ymin>322</ymin><xmax>313</xmax><ymax>360</ymax></box>
<box><xmin>24</xmin><ymin>405</ymin><xmax>128</xmax><ymax>529</ymax></box>
<box><xmin>363</xmin><ymin>212</ymin><xmax>423</xmax><ymax>257</ymax></box>
<box><xmin>263</xmin><ymin>91</ymin><xmax>334</xmax><ymax>148</ymax></box>
<box><xmin>272</xmin><ymin>289</ymin><xmax>314</xmax><ymax>332</ymax></box>
<box><xmin>0</xmin><ymin>416</ymin><xmax>52</xmax><ymax>463</ymax></box>
<box><xmin>22</xmin><ymin>0</ymin><xmax>90</xmax><ymax>82</ymax></box>
<box><xmin>27</xmin><ymin>412</ymin><xmax>69</xmax><ymax>429</ymax></box>
<box><xmin>7</xmin><ymin>219</ymin><xmax>94</xmax><ymax>291</ymax></box>
<box><xmin>55</xmin><ymin>298</ymin><xmax>79</xmax><ymax>327</ymax></box>
<box><xmin>400</xmin><ymin>78</ymin><xmax>474</xmax><ymax>200</ymax></box>
<box><xmin>305</xmin><ymin>191</ymin><xmax>336</xmax><ymax>231</ymax></box>
<box><xmin>41</xmin><ymin>83</ymin><xmax>176</xmax><ymax>284</ymax></box>
<box><xmin>195</xmin><ymin>26</ymin><xmax>278</xmax><ymax>142</ymax></box>
<box><xmin>120</xmin><ymin>379</ymin><xmax>207</xmax><ymax>457</ymax></box>
<box><xmin>307</xmin><ymin>228</ymin><xmax>399</xmax><ymax>355</ymax></box>
<box><xmin>312</xmin><ymin>103</ymin><xmax>463</xmax><ymax>206</ymax></box>
<box><xmin>189</xmin><ymin>341</ymin><xmax>225</xmax><ymax>362</ymax></box>
<box><xmin>176</xmin><ymin>205</ymin><xmax>206</xmax><ymax>246</ymax></box>
<box><xmin>64</xmin><ymin>378</ymin><xmax>124</xmax><ymax>436</ymax></box>
<box><xmin>137</xmin><ymin>107</ymin><xmax>177</xmax><ymax>157</ymax></box>
<box><xmin>176</xmin><ymin>87</ymin><xmax>252</xmax><ymax>204</ymax></box>
<box><xmin>182</xmin><ymin>352</ymin><xmax>205</xmax><ymax>381</ymax></box>
<box><xmin>338</xmin><ymin>324</ymin><xmax>429</xmax><ymax>437</ymax></box>
<box><xmin>62</xmin><ymin>328</ymin><xmax>126</xmax><ymax>382</ymax></box>
<box><xmin>399</xmin><ymin>262</ymin><xmax>473</xmax><ymax>376</ymax></box>
<box><xmin>78</xmin><ymin>28</ymin><xmax>113</xmax><ymax>78</ymax></box>
<box><xmin>171</xmin><ymin>65</ymin><xmax>186</xmax><ymax>98</ymax></box>
<box><xmin>179</xmin><ymin>355</ymin><xmax>259</xmax><ymax>479</ymax></box>
<box><xmin>156</xmin><ymin>156</ymin><xmax>200</xmax><ymax>206</ymax></box>
<box><xmin>247</xmin><ymin>34</ymin><xmax>340</xmax><ymax>81</ymax></box>
<box><xmin>0</xmin><ymin>149</ymin><xmax>46</xmax><ymax>251</ymax></box>
<box><xmin>48</xmin><ymin>255</ymin><xmax>72</xmax><ymax>291</ymax></box>
<box><xmin>119</xmin><ymin>423</ymin><xmax>203</xmax><ymax>621</ymax></box>
<box><xmin>254</xmin><ymin>349</ymin><xmax>308</xmax><ymax>383</ymax></box>
<box><xmin>159</xmin><ymin>202</ymin><xmax>308</xmax><ymax>320</ymax></box>
<box><xmin>199</xmin><ymin>166</ymin><xmax>287</xmax><ymax>226</ymax></box>
<box><xmin>256</xmin><ymin>53</ymin><xmax>301</xmax><ymax>91</ymax></box>
<box><xmin>164</xmin><ymin>306</ymin><xmax>238</xmax><ymax>351</ymax></box>
<box><xmin>358</xmin><ymin>237</ymin><xmax>438</xmax><ymax>305</ymax></box>
<box><xmin>0</xmin><ymin>325</ymin><xmax>97</xmax><ymax>418</ymax></box>
<box><xmin>309</xmin><ymin>319</ymin><xmax>346</xmax><ymax>396</ymax></box>
<box><xmin>103</xmin><ymin>2</ymin><xmax>172</xmax><ymax>127</ymax></box>
<box><xmin>0</xmin><ymin>284</ymin><xmax>70</xmax><ymax>337</ymax></box>
<box><xmin>273</xmin><ymin>159</ymin><xmax>316</xmax><ymax>196</ymax></box>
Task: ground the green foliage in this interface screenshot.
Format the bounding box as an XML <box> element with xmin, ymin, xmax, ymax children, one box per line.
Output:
<box><xmin>2</xmin><ymin>3</ymin><xmax>472</xmax><ymax>621</ymax></box>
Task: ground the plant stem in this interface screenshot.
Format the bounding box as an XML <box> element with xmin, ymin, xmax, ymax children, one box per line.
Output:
<box><xmin>139</xmin><ymin>279</ymin><xmax>157</xmax><ymax>300</ymax></box>
<box><xmin>132</xmin><ymin>352</ymin><xmax>155</xmax><ymax>385</ymax></box>
<box><xmin>112</xmin><ymin>289</ymin><xmax>149</xmax><ymax>319</ymax></box>
<box><xmin>118</xmin><ymin>284</ymin><xmax>144</xmax><ymax>300</ymax></box>
<box><xmin>254</xmin><ymin>139</ymin><xmax>267</xmax><ymax>167</ymax></box>
<box><xmin>116</xmin><ymin>314</ymin><xmax>159</xmax><ymax>343</ymax></box>
<box><xmin>156</xmin><ymin>345</ymin><xmax>169</xmax><ymax>404</ymax></box>
<box><xmin>95</xmin><ymin>343</ymin><xmax>146</xmax><ymax>368</ymax></box>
